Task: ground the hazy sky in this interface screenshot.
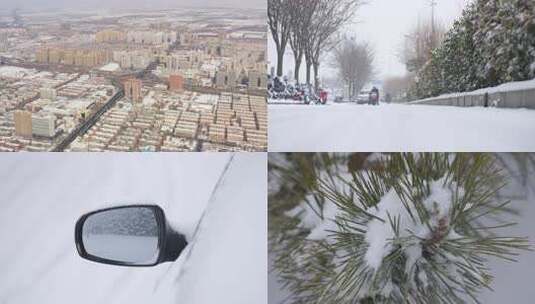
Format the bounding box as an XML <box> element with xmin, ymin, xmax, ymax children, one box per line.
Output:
<box><xmin>355</xmin><ymin>0</ymin><xmax>470</xmax><ymax>79</ymax></box>
<box><xmin>2</xmin><ymin>0</ymin><xmax>265</xmax><ymax>10</ymax></box>
<box><xmin>269</xmin><ymin>0</ymin><xmax>471</xmax><ymax>82</ymax></box>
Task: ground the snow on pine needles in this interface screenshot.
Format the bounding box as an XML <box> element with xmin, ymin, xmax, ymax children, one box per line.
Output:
<box><xmin>269</xmin><ymin>153</ymin><xmax>531</xmax><ymax>304</ymax></box>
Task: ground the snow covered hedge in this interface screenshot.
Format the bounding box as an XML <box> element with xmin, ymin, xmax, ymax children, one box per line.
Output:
<box><xmin>269</xmin><ymin>153</ymin><xmax>530</xmax><ymax>304</ymax></box>
<box><xmin>410</xmin><ymin>0</ymin><xmax>535</xmax><ymax>100</ymax></box>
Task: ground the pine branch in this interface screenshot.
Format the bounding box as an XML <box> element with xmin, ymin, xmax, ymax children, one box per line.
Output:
<box><xmin>269</xmin><ymin>153</ymin><xmax>531</xmax><ymax>304</ymax></box>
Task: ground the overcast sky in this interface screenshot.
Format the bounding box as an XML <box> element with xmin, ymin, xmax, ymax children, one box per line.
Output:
<box><xmin>269</xmin><ymin>0</ymin><xmax>471</xmax><ymax>82</ymax></box>
<box><xmin>355</xmin><ymin>0</ymin><xmax>471</xmax><ymax>79</ymax></box>
<box><xmin>1</xmin><ymin>0</ymin><xmax>265</xmax><ymax>11</ymax></box>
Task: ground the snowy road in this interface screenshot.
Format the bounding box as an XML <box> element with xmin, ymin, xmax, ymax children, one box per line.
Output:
<box><xmin>268</xmin><ymin>103</ymin><xmax>535</xmax><ymax>152</ymax></box>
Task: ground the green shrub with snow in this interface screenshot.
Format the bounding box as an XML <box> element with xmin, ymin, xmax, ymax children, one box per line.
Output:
<box><xmin>410</xmin><ymin>0</ymin><xmax>535</xmax><ymax>99</ymax></box>
<box><xmin>269</xmin><ymin>153</ymin><xmax>530</xmax><ymax>304</ymax></box>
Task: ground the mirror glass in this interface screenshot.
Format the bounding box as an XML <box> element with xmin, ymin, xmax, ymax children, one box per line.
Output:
<box><xmin>82</xmin><ymin>207</ymin><xmax>160</xmax><ymax>265</ymax></box>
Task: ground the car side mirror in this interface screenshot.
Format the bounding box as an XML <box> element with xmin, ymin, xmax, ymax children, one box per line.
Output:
<box><xmin>75</xmin><ymin>205</ymin><xmax>187</xmax><ymax>267</ymax></box>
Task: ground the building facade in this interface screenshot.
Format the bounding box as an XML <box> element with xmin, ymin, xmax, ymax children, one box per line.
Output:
<box><xmin>95</xmin><ymin>30</ymin><xmax>126</xmax><ymax>43</ymax></box>
<box><xmin>32</xmin><ymin>115</ymin><xmax>55</xmax><ymax>138</ymax></box>
<box><xmin>168</xmin><ymin>74</ymin><xmax>184</xmax><ymax>91</ymax></box>
<box><xmin>124</xmin><ymin>79</ymin><xmax>142</xmax><ymax>103</ymax></box>
<box><xmin>35</xmin><ymin>47</ymin><xmax>112</xmax><ymax>67</ymax></box>
<box><xmin>14</xmin><ymin>110</ymin><xmax>32</xmax><ymax>138</ymax></box>
<box><xmin>0</xmin><ymin>32</ymin><xmax>8</xmax><ymax>52</ymax></box>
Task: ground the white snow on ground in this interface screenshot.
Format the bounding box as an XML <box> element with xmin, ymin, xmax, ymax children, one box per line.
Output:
<box><xmin>268</xmin><ymin>99</ymin><xmax>308</xmax><ymax>105</ymax></box>
<box><xmin>0</xmin><ymin>153</ymin><xmax>267</xmax><ymax>304</ymax></box>
<box><xmin>0</xmin><ymin>66</ymin><xmax>35</xmax><ymax>78</ymax></box>
<box><xmin>193</xmin><ymin>93</ymin><xmax>219</xmax><ymax>104</ymax></box>
<box><xmin>99</xmin><ymin>62</ymin><xmax>120</xmax><ymax>72</ymax></box>
<box><xmin>143</xmin><ymin>90</ymin><xmax>157</xmax><ymax>106</ymax></box>
<box><xmin>269</xmin><ymin>103</ymin><xmax>535</xmax><ymax>152</ymax></box>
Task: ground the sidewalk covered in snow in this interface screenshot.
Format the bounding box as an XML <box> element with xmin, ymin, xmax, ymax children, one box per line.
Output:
<box><xmin>268</xmin><ymin>103</ymin><xmax>535</xmax><ymax>152</ymax></box>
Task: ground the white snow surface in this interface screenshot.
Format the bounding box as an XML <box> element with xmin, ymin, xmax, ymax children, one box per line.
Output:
<box><xmin>143</xmin><ymin>90</ymin><xmax>157</xmax><ymax>106</ymax></box>
<box><xmin>0</xmin><ymin>66</ymin><xmax>35</xmax><ymax>78</ymax></box>
<box><xmin>0</xmin><ymin>153</ymin><xmax>267</xmax><ymax>304</ymax></box>
<box><xmin>364</xmin><ymin>178</ymin><xmax>458</xmax><ymax>272</ymax></box>
<box><xmin>269</xmin><ymin>103</ymin><xmax>535</xmax><ymax>152</ymax></box>
<box><xmin>285</xmin><ymin>198</ymin><xmax>339</xmax><ymax>242</ymax></box>
<box><xmin>99</xmin><ymin>62</ymin><xmax>120</xmax><ymax>72</ymax></box>
<box><xmin>284</xmin><ymin>169</ymin><xmax>352</xmax><ymax>242</ymax></box>
<box><xmin>173</xmin><ymin>153</ymin><xmax>267</xmax><ymax>304</ymax></box>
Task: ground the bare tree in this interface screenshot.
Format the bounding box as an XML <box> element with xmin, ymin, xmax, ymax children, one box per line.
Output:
<box><xmin>268</xmin><ymin>0</ymin><xmax>292</xmax><ymax>77</ymax></box>
<box><xmin>304</xmin><ymin>0</ymin><xmax>364</xmax><ymax>90</ymax></box>
<box><xmin>400</xmin><ymin>17</ymin><xmax>445</xmax><ymax>72</ymax></box>
<box><xmin>332</xmin><ymin>38</ymin><xmax>375</xmax><ymax>98</ymax></box>
<box><xmin>287</xmin><ymin>0</ymin><xmax>318</xmax><ymax>83</ymax></box>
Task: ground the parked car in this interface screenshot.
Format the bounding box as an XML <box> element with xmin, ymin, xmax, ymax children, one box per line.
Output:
<box><xmin>356</xmin><ymin>90</ymin><xmax>371</xmax><ymax>104</ymax></box>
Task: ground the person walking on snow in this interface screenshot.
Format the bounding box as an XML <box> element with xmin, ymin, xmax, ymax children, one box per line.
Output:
<box><xmin>369</xmin><ymin>86</ymin><xmax>379</xmax><ymax>105</ymax></box>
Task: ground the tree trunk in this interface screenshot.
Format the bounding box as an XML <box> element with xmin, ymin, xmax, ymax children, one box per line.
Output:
<box><xmin>313</xmin><ymin>62</ymin><xmax>320</xmax><ymax>92</ymax></box>
<box><xmin>277</xmin><ymin>48</ymin><xmax>285</xmax><ymax>77</ymax></box>
<box><xmin>306</xmin><ymin>60</ymin><xmax>312</xmax><ymax>85</ymax></box>
<box><xmin>294</xmin><ymin>54</ymin><xmax>303</xmax><ymax>83</ymax></box>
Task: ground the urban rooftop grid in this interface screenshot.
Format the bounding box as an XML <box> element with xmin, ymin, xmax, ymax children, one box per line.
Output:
<box><xmin>0</xmin><ymin>8</ymin><xmax>267</xmax><ymax>152</ymax></box>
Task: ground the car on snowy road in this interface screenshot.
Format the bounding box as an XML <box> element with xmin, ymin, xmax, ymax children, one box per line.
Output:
<box><xmin>356</xmin><ymin>90</ymin><xmax>371</xmax><ymax>104</ymax></box>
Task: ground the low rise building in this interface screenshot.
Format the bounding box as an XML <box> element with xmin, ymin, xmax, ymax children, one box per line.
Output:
<box><xmin>32</xmin><ymin>114</ymin><xmax>55</xmax><ymax>138</ymax></box>
<box><xmin>40</xmin><ymin>87</ymin><xmax>57</xmax><ymax>100</ymax></box>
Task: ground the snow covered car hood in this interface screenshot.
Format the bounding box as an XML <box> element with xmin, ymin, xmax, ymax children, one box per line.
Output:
<box><xmin>0</xmin><ymin>153</ymin><xmax>267</xmax><ymax>304</ymax></box>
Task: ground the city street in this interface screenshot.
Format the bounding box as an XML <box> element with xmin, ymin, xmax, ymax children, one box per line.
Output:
<box><xmin>269</xmin><ymin>103</ymin><xmax>535</xmax><ymax>152</ymax></box>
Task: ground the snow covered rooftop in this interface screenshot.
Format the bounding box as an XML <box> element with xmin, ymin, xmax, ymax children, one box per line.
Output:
<box><xmin>99</xmin><ymin>62</ymin><xmax>121</xmax><ymax>72</ymax></box>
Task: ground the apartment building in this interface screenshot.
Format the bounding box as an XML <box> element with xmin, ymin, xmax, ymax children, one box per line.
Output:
<box><xmin>95</xmin><ymin>30</ymin><xmax>126</xmax><ymax>43</ymax></box>
<box><xmin>123</xmin><ymin>78</ymin><xmax>143</xmax><ymax>103</ymax></box>
<box><xmin>14</xmin><ymin>110</ymin><xmax>32</xmax><ymax>138</ymax></box>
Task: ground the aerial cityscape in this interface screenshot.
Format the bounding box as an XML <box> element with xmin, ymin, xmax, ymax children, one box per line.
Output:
<box><xmin>0</xmin><ymin>7</ymin><xmax>267</xmax><ymax>152</ymax></box>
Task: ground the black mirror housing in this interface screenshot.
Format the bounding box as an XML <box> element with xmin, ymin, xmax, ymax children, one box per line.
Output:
<box><xmin>75</xmin><ymin>205</ymin><xmax>187</xmax><ymax>267</ymax></box>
